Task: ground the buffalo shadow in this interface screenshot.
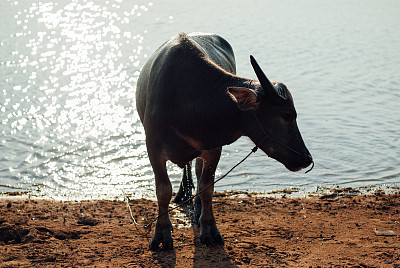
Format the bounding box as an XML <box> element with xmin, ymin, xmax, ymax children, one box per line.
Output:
<box><xmin>181</xmin><ymin>203</ymin><xmax>238</xmax><ymax>268</ymax></box>
<box><xmin>152</xmin><ymin>248</ymin><xmax>177</xmax><ymax>268</ymax></box>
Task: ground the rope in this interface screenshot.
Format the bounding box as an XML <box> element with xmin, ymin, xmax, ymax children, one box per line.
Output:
<box><xmin>125</xmin><ymin>145</ymin><xmax>259</xmax><ymax>230</ymax></box>
<box><xmin>126</xmin><ymin>113</ymin><xmax>313</xmax><ymax>230</ymax></box>
<box><xmin>252</xmin><ymin>112</ymin><xmax>314</xmax><ymax>173</ymax></box>
<box><xmin>144</xmin><ymin>145</ymin><xmax>259</xmax><ymax>228</ymax></box>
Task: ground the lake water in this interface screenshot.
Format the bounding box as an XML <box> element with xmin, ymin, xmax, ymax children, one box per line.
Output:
<box><xmin>1</xmin><ymin>0</ymin><xmax>399</xmax><ymax>200</ymax></box>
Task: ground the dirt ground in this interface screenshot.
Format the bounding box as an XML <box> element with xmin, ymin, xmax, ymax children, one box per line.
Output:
<box><xmin>0</xmin><ymin>190</ymin><xmax>399</xmax><ymax>267</ymax></box>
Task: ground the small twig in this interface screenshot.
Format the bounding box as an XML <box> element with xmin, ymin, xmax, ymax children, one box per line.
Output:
<box><xmin>125</xmin><ymin>195</ymin><xmax>140</xmax><ymax>232</ymax></box>
<box><xmin>123</xmin><ymin>193</ymin><xmax>152</xmax><ymax>236</ymax></box>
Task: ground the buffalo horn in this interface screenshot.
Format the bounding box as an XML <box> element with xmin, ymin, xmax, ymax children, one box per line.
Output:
<box><xmin>250</xmin><ymin>55</ymin><xmax>282</xmax><ymax>101</ymax></box>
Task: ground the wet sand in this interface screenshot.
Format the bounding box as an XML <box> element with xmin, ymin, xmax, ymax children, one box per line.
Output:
<box><xmin>1</xmin><ymin>191</ymin><xmax>399</xmax><ymax>267</ymax></box>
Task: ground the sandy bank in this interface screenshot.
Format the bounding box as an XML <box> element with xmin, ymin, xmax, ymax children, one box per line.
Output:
<box><xmin>1</xmin><ymin>191</ymin><xmax>399</xmax><ymax>267</ymax></box>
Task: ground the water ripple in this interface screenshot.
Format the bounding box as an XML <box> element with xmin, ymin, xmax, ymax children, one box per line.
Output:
<box><xmin>1</xmin><ymin>0</ymin><xmax>399</xmax><ymax>199</ymax></box>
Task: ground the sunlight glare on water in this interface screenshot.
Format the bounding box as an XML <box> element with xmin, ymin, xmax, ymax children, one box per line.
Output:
<box><xmin>0</xmin><ymin>0</ymin><xmax>161</xmax><ymax>199</ymax></box>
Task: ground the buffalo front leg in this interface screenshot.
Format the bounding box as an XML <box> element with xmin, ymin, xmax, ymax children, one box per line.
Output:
<box><xmin>147</xmin><ymin>142</ymin><xmax>173</xmax><ymax>251</ymax></box>
<box><xmin>197</xmin><ymin>147</ymin><xmax>223</xmax><ymax>246</ymax></box>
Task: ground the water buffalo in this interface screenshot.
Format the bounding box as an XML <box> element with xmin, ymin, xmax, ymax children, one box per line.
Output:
<box><xmin>136</xmin><ymin>32</ymin><xmax>312</xmax><ymax>250</ymax></box>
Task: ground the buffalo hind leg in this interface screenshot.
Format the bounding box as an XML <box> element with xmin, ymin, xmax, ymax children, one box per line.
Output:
<box><xmin>173</xmin><ymin>161</ymin><xmax>194</xmax><ymax>204</ymax></box>
<box><xmin>197</xmin><ymin>147</ymin><xmax>223</xmax><ymax>246</ymax></box>
<box><xmin>147</xmin><ymin>141</ymin><xmax>173</xmax><ymax>251</ymax></box>
<box><xmin>193</xmin><ymin>157</ymin><xmax>203</xmax><ymax>224</ymax></box>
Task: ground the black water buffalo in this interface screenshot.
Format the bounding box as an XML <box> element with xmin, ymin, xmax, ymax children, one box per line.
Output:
<box><xmin>136</xmin><ymin>32</ymin><xmax>312</xmax><ymax>250</ymax></box>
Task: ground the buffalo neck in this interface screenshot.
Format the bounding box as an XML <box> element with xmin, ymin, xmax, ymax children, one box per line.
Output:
<box><xmin>173</xmin><ymin>69</ymin><xmax>255</xmax><ymax>150</ymax></box>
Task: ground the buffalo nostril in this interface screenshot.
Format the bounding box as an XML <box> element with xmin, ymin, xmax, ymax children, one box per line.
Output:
<box><xmin>304</xmin><ymin>153</ymin><xmax>313</xmax><ymax>163</ymax></box>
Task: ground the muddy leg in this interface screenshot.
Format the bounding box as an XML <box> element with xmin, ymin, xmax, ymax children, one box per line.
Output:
<box><xmin>173</xmin><ymin>161</ymin><xmax>193</xmax><ymax>204</ymax></box>
<box><xmin>197</xmin><ymin>147</ymin><xmax>223</xmax><ymax>246</ymax></box>
<box><xmin>147</xmin><ymin>141</ymin><xmax>173</xmax><ymax>251</ymax></box>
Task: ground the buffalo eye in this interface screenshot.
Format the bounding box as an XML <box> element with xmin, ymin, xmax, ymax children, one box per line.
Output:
<box><xmin>282</xmin><ymin>112</ymin><xmax>295</xmax><ymax>123</ymax></box>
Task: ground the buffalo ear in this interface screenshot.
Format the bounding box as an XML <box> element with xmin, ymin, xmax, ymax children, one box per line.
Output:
<box><xmin>227</xmin><ymin>87</ymin><xmax>259</xmax><ymax>111</ymax></box>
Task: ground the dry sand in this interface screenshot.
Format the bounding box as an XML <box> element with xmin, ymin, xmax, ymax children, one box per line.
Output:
<box><xmin>1</xmin><ymin>191</ymin><xmax>399</xmax><ymax>267</ymax></box>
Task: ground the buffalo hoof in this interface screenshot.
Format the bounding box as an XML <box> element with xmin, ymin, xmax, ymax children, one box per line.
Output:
<box><xmin>149</xmin><ymin>229</ymin><xmax>173</xmax><ymax>251</ymax></box>
<box><xmin>200</xmin><ymin>224</ymin><xmax>224</xmax><ymax>246</ymax></box>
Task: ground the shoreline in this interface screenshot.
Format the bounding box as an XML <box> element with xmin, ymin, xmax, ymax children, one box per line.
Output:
<box><xmin>1</xmin><ymin>183</ymin><xmax>399</xmax><ymax>202</ymax></box>
<box><xmin>1</xmin><ymin>191</ymin><xmax>399</xmax><ymax>267</ymax></box>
